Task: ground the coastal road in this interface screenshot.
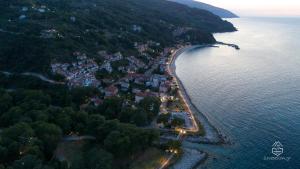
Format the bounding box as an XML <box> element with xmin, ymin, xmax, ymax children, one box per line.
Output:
<box><xmin>167</xmin><ymin>47</ymin><xmax>199</xmax><ymax>133</ymax></box>
<box><xmin>157</xmin><ymin>46</ymin><xmax>201</xmax><ymax>169</ymax></box>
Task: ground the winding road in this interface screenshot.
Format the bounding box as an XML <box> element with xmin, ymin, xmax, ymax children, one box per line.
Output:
<box><xmin>0</xmin><ymin>71</ymin><xmax>65</xmax><ymax>85</ymax></box>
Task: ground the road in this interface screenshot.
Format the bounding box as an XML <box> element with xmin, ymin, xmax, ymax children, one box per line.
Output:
<box><xmin>0</xmin><ymin>71</ymin><xmax>65</xmax><ymax>85</ymax></box>
<box><xmin>21</xmin><ymin>72</ymin><xmax>65</xmax><ymax>84</ymax></box>
<box><xmin>156</xmin><ymin>46</ymin><xmax>200</xmax><ymax>169</ymax></box>
<box><xmin>158</xmin><ymin>154</ymin><xmax>175</xmax><ymax>169</ymax></box>
<box><xmin>166</xmin><ymin>46</ymin><xmax>199</xmax><ymax>133</ymax></box>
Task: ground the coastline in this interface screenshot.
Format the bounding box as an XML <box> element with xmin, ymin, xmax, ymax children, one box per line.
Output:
<box><xmin>169</xmin><ymin>45</ymin><xmax>225</xmax><ymax>144</ymax></box>
<box><xmin>168</xmin><ymin>44</ymin><xmax>227</xmax><ymax>169</ymax></box>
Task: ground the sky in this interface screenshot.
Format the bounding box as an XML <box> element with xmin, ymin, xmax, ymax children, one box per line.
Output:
<box><xmin>196</xmin><ymin>0</ymin><xmax>300</xmax><ymax>17</ymax></box>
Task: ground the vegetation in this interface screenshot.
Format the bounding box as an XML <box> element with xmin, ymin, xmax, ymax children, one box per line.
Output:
<box><xmin>157</xmin><ymin>113</ymin><xmax>171</xmax><ymax>125</ymax></box>
<box><xmin>0</xmin><ymin>0</ymin><xmax>238</xmax><ymax>168</ymax></box>
<box><xmin>96</xmin><ymin>96</ymin><xmax>161</xmax><ymax>126</ymax></box>
<box><xmin>0</xmin><ymin>88</ymin><xmax>159</xmax><ymax>169</ymax></box>
<box><xmin>157</xmin><ymin>113</ymin><xmax>184</xmax><ymax>128</ymax></box>
<box><xmin>171</xmin><ymin>117</ymin><xmax>185</xmax><ymax>127</ymax></box>
<box><xmin>0</xmin><ymin>0</ymin><xmax>235</xmax><ymax>73</ymax></box>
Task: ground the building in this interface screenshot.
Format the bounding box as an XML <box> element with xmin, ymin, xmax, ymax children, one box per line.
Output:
<box><xmin>120</xmin><ymin>81</ymin><xmax>130</xmax><ymax>91</ymax></box>
<box><xmin>112</xmin><ymin>52</ymin><xmax>123</xmax><ymax>61</ymax></box>
<box><xmin>22</xmin><ymin>7</ymin><xmax>28</xmax><ymax>12</ymax></box>
<box><xmin>91</xmin><ymin>97</ymin><xmax>103</xmax><ymax>106</ymax></box>
<box><xmin>132</xmin><ymin>88</ymin><xmax>141</xmax><ymax>94</ymax></box>
<box><xmin>152</xmin><ymin>78</ymin><xmax>159</xmax><ymax>88</ymax></box>
<box><xmin>40</xmin><ymin>29</ymin><xmax>59</xmax><ymax>39</ymax></box>
<box><xmin>38</xmin><ymin>8</ymin><xmax>46</xmax><ymax>13</ymax></box>
<box><xmin>135</xmin><ymin>92</ymin><xmax>146</xmax><ymax>103</ymax></box>
<box><xmin>105</xmin><ymin>85</ymin><xmax>118</xmax><ymax>97</ymax></box>
<box><xmin>19</xmin><ymin>15</ymin><xmax>26</xmax><ymax>20</ymax></box>
<box><xmin>132</xmin><ymin>25</ymin><xmax>142</xmax><ymax>32</ymax></box>
<box><xmin>159</xmin><ymin>83</ymin><xmax>170</xmax><ymax>93</ymax></box>
<box><xmin>101</xmin><ymin>62</ymin><xmax>113</xmax><ymax>73</ymax></box>
<box><xmin>70</xmin><ymin>16</ymin><xmax>76</xmax><ymax>22</ymax></box>
<box><xmin>135</xmin><ymin>91</ymin><xmax>159</xmax><ymax>103</ymax></box>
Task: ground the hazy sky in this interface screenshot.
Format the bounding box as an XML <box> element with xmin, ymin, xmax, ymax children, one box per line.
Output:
<box><xmin>196</xmin><ymin>0</ymin><xmax>300</xmax><ymax>16</ymax></box>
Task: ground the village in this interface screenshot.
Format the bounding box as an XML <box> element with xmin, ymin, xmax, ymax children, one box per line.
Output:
<box><xmin>11</xmin><ymin>3</ymin><xmax>198</xmax><ymax>134</ymax></box>
<box><xmin>51</xmin><ymin>41</ymin><xmax>197</xmax><ymax>133</ymax></box>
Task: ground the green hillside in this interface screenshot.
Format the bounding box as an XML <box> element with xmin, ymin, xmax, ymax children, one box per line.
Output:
<box><xmin>0</xmin><ymin>0</ymin><xmax>236</xmax><ymax>73</ymax></box>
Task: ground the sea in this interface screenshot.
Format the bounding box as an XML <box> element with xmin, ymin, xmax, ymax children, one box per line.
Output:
<box><xmin>175</xmin><ymin>17</ymin><xmax>300</xmax><ymax>169</ymax></box>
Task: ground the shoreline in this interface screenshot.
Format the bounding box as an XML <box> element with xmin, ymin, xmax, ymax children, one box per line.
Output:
<box><xmin>169</xmin><ymin>45</ymin><xmax>225</xmax><ymax>144</ymax></box>
<box><xmin>168</xmin><ymin>44</ymin><xmax>228</xmax><ymax>169</ymax></box>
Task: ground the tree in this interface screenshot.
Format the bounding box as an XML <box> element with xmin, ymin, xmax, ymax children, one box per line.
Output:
<box><xmin>12</xmin><ymin>155</ymin><xmax>42</xmax><ymax>169</ymax></box>
<box><xmin>0</xmin><ymin>146</ymin><xmax>8</xmax><ymax>163</ymax></box>
<box><xmin>171</xmin><ymin>117</ymin><xmax>185</xmax><ymax>127</ymax></box>
<box><xmin>104</xmin><ymin>131</ymin><xmax>130</xmax><ymax>156</ymax></box>
<box><xmin>119</xmin><ymin>107</ymin><xmax>134</xmax><ymax>123</ymax></box>
<box><xmin>69</xmin><ymin>153</ymin><xmax>85</xmax><ymax>169</ymax></box>
<box><xmin>33</xmin><ymin>122</ymin><xmax>62</xmax><ymax>159</ymax></box>
<box><xmin>70</xmin><ymin>111</ymin><xmax>88</xmax><ymax>134</ymax></box>
<box><xmin>131</xmin><ymin>109</ymin><xmax>148</xmax><ymax>126</ymax></box>
<box><xmin>0</xmin><ymin>106</ymin><xmax>23</xmax><ymax>127</ymax></box>
<box><xmin>138</xmin><ymin>97</ymin><xmax>161</xmax><ymax>120</ymax></box>
<box><xmin>25</xmin><ymin>110</ymin><xmax>49</xmax><ymax>122</ymax></box>
<box><xmin>0</xmin><ymin>91</ymin><xmax>12</xmax><ymax>115</ymax></box>
<box><xmin>95</xmin><ymin>69</ymin><xmax>109</xmax><ymax>80</ymax></box>
<box><xmin>46</xmin><ymin>106</ymin><xmax>72</xmax><ymax>133</ymax></box>
<box><xmin>95</xmin><ymin>119</ymin><xmax>119</xmax><ymax>142</ymax></box>
<box><xmin>84</xmin><ymin>148</ymin><xmax>113</xmax><ymax>169</ymax></box>
<box><xmin>23</xmin><ymin>90</ymin><xmax>51</xmax><ymax>106</ymax></box>
<box><xmin>157</xmin><ymin>113</ymin><xmax>171</xmax><ymax>125</ymax></box>
<box><xmin>0</xmin><ymin>122</ymin><xmax>35</xmax><ymax>162</ymax></box>
<box><xmin>99</xmin><ymin>97</ymin><xmax>123</xmax><ymax>119</ymax></box>
<box><xmin>87</xmin><ymin>114</ymin><xmax>105</xmax><ymax>135</ymax></box>
<box><xmin>54</xmin><ymin>113</ymin><xmax>71</xmax><ymax>134</ymax></box>
<box><xmin>71</xmin><ymin>87</ymin><xmax>98</xmax><ymax>106</ymax></box>
<box><xmin>0</xmin><ymin>164</ymin><xmax>5</xmax><ymax>169</ymax></box>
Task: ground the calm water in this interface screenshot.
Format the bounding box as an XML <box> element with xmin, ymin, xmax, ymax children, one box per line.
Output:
<box><xmin>176</xmin><ymin>17</ymin><xmax>300</xmax><ymax>169</ymax></box>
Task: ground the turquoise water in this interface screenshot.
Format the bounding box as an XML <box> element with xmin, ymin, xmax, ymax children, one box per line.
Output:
<box><xmin>175</xmin><ymin>17</ymin><xmax>300</xmax><ymax>169</ymax></box>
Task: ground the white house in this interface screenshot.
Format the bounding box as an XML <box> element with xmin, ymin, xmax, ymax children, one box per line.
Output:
<box><xmin>101</xmin><ymin>62</ymin><xmax>113</xmax><ymax>73</ymax></box>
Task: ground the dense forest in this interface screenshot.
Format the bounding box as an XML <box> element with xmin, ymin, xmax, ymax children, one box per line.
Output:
<box><xmin>0</xmin><ymin>0</ymin><xmax>236</xmax><ymax>73</ymax></box>
<box><xmin>0</xmin><ymin>85</ymin><xmax>160</xmax><ymax>169</ymax></box>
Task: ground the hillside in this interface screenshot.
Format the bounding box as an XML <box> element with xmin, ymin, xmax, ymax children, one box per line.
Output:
<box><xmin>168</xmin><ymin>0</ymin><xmax>238</xmax><ymax>18</ymax></box>
<box><xmin>0</xmin><ymin>0</ymin><xmax>236</xmax><ymax>73</ymax></box>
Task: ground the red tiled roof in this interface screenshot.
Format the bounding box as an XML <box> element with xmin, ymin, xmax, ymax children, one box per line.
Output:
<box><xmin>106</xmin><ymin>85</ymin><xmax>118</xmax><ymax>92</ymax></box>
